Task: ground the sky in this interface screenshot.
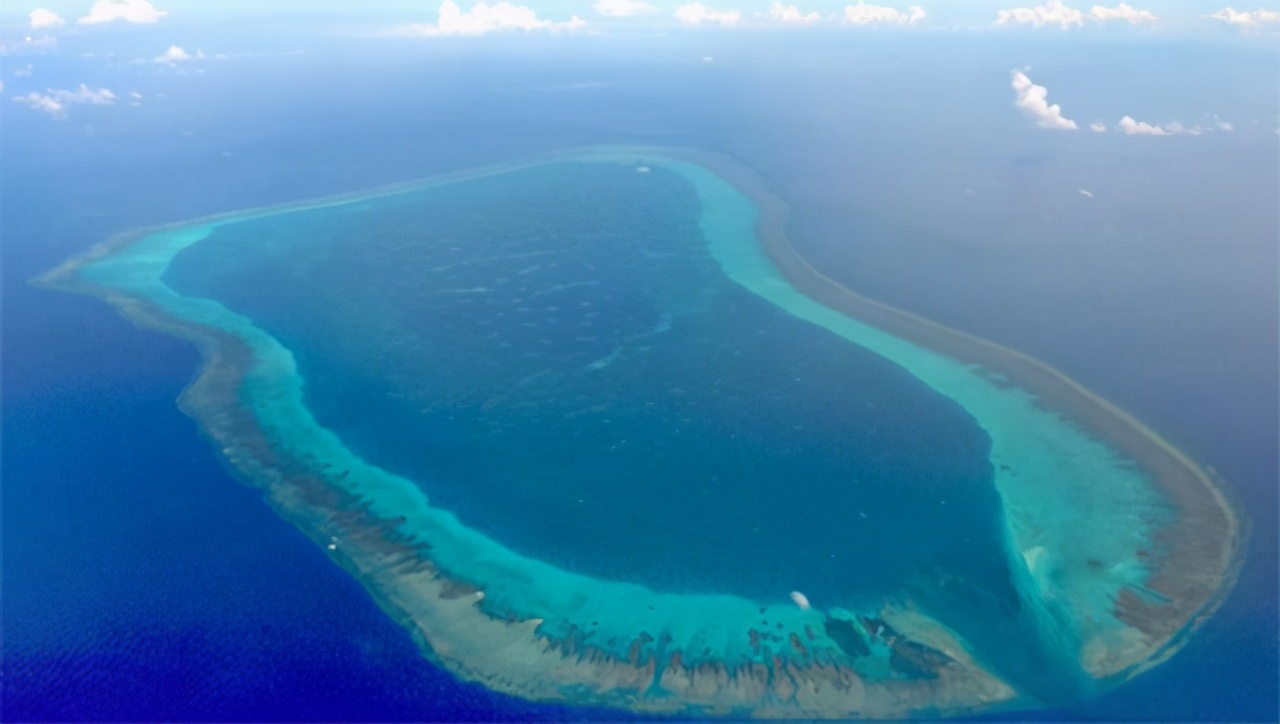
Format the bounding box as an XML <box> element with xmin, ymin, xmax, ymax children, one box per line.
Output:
<box><xmin>2</xmin><ymin>0</ymin><xmax>1278</xmax><ymax>27</ymax></box>
<box><xmin>2</xmin><ymin>1</ymin><xmax>1278</xmax><ymax>37</ymax></box>
<box><xmin>2</xmin><ymin>1</ymin><xmax>1277</xmax><ymax>133</ymax></box>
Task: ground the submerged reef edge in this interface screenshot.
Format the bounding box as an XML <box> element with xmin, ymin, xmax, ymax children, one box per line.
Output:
<box><xmin>704</xmin><ymin>149</ymin><xmax>1246</xmax><ymax>684</ymax></box>
<box><xmin>34</xmin><ymin>145</ymin><xmax>1245</xmax><ymax>718</ymax></box>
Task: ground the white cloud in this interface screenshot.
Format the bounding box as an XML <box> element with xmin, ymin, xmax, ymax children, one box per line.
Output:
<box><xmin>997</xmin><ymin>0</ymin><xmax>1084</xmax><ymax>27</ymax></box>
<box><xmin>398</xmin><ymin>0</ymin><xmax>586</xmax><ymax>36</ymax></box>
<box><xmin>1117</xmin><ymin>115</ymin><xmax>1168</xmax><ymax>135</ymax></box>
<box><xmin>594</xmin><ymin>0</ymin><xmax>654</xmax><ymax>16</ymax></box>
<box><xmin>0</xmin><ymin>35</ymin><xmax>58</xmax><ymax>56</ymax></box>
<box><xmin>79</xmin><ymin>0</ymin><xmax>168</xmax><ymax>24</ymax></box>
<box><xmin>1011</xmin><ymin>70</ymin><xmax>1078</xmax><ymax>130</ymax></box>
<box><xmin>1088</xmin><ymin>3</ymin><xmax>1156</xmax><ymax>23</ymax></box>
<box><xmin>996</xmin><ymin>1</ymin><xmax>1156</xmax><ymax>29</ymax></box>
<box><xmin>29</xmin><ymin>8</ymin><xmax>65</xmax><ymax>28</ymax></box>
<box><xmin>674</xmin><ymin>2</ymin><xmax>742</xmax><ymax>25</ymax></box>
<box><xmin>763</xmin><ymin>2</ymin><xmax>821</xmax><ymax>24</ymax></box>
<box><xmin>16</xmin><ymin>93</ymin><xmax>63</xmax><ymax>114</ymax></box>
<box><xmin>153</xmin><ymin>45</ymin><xmax>191</xmax><ymax>63</ymax></box>
<box><xmin>13</xmin><ymin>84</ymin><xmax>117</xmax><ymax>116</ymax></box>
<box><xmin>1089</xmin><ymin>120</ymin><xmax>1107</xmax><ymax>132</ymax></box>
<box><xmin>1116</xmin><ymin>117</ymin><xmax>1207</xmax><ymax>135</ymax></box>
<box><xmin>839</xmin><ymin>2</ymin><xmax>925</xmax><ymax>25</ymax></box>
<box><xmin>14</xmin><ymin>64</ymin><xmax>34</xmax><ymax>77</ymax></box>
<box><xmin>1095</xmin><ymin>113</ymin><xmax>1233</xmax><ymax>136</ymax></box>
<box><xmin>1079</xmin><ymin>188</ymin><xmax>1093</xmax><ymax>197</ymax></box>
<box><xmin>1207</xmin><ymin>7</ymin><xmax>1280</xmax><ymax>28</ymax></box>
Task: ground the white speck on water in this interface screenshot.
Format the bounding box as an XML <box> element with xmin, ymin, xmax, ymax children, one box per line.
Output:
<box><xmin>790</xmin><ymin>591</ymin><xmax>811</xmax><ymax>610</ymax></box>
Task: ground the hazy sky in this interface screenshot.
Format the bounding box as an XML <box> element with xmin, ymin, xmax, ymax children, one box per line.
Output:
<box><xmin>0</xmin><ymin>0</ymin><xmax>1273</xmax><ymax>157</ymax></box>
<box><xmin>4</xmin><ymin>0</ymin><xmax>1276</xmax><ymax>139</ymax></box>
<box><xmin>2</xmin><ymin>0</ymin><xmax>1277</xmax><ymax>32</ymax></box>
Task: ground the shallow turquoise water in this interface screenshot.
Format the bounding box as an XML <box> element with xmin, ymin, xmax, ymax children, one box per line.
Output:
<box><xmin>165</xmin><ymin>162</ymin><xmax>1013</xmax><ymax>610</ymax></box>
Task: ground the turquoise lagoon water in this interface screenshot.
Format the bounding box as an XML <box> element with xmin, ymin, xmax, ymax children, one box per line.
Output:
<box><xmin>166</xmin><ymin>162</ymin><xmax>1007</xmax><ymax>606</ymax></box>
<box><xmin>70</xmin><ymin>152</ymin><xmax>1190</xmax><ymax>714</ymax></box>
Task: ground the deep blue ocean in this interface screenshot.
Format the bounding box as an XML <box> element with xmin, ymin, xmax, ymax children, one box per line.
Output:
<box><xmin>4</xmin><ymin>34</ymin><xmax>1276</xmax><ymax>721</ymax></box>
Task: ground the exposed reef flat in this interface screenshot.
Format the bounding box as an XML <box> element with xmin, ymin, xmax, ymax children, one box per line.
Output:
<box><xmin>35</xmin><ymin>146</ymin><xmax>1243</xmax><ymax>717</ymax></box>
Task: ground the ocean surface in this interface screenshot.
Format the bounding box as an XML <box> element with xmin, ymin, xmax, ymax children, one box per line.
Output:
<box><xmin>4</xmin><ymin>33</ymin><xmax>1276</xmax><ymax>721</ymax></box>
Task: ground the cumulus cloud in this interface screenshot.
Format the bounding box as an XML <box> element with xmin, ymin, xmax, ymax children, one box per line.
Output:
<box><xmin>839</xmin><ymin>2</ymin><xmax>926</xmax><ymax>25</ymax></box>
<box><xmin>674</xmin><ymin>2</ymin><xmax>742</xmax><ymax>25</ymax></box>
<box><xmin>1011</xmin><ymin>70</ymin><xmax>1078</xmax><ymax>130</ymax></box>
<box><xmin>997</xmin><ymin>0</ymin><xmax>1085</xmax><ymax>26</ymax></box>
<box><xmin>1117</xmin><ymin>115</ymin><xmax>1169</xmax><ymax>135</ymax></box>
<box><xmin>1084</xmin><ymin>113</ymin><xmax>1232</xmax><ymax>135</ymax></box>
<box><xmin>13</xmin><ymin>84</ymin><xmax>117</xmax><ymax>116</ymax></box>
<box><xmin>29</xmin><ymin>8</ymin><xmax>65</xmax><ymax>28</ymax></box>
<box><xmin>1089</xmin><ymin>3</ymin><xmax>1157</xmax><ymax>23</ymax></box>
<box><xmin>762</xmin><ymin>2</ymin><xmax>821</xmax><ymax>24</ymax></box>
<box><xmin>996</xmin><ymin>1</ymin><xmax>1156</xmax><ymax>29</ymax></box>
<box><xmin>398</xmin><ymin>0</ymin><xmax>586</xmax><ymax>36</ymax></box>
<box><xmin>1207</xmin><ymin>7</ymin><xmax>1280</xmax><ymax>28</ymax></box>
<box><xmin>152</xmin><ymin>45</ymin><xmax>192</xmax><ymax>63</ymax></box>
<box><xmin>79</xmin><ymin>0</ymin><xmax>168</xmax><ymax>25</ymax></box>
<box><xmin>1114</xmin><ymin>116</ymin><xmax>1229</xmax><ymax>135</ymax></box>
<box><xmin>594</xmin><ymin>0</ymin><xmax>655</xmax><ymax>16</ymax></box>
